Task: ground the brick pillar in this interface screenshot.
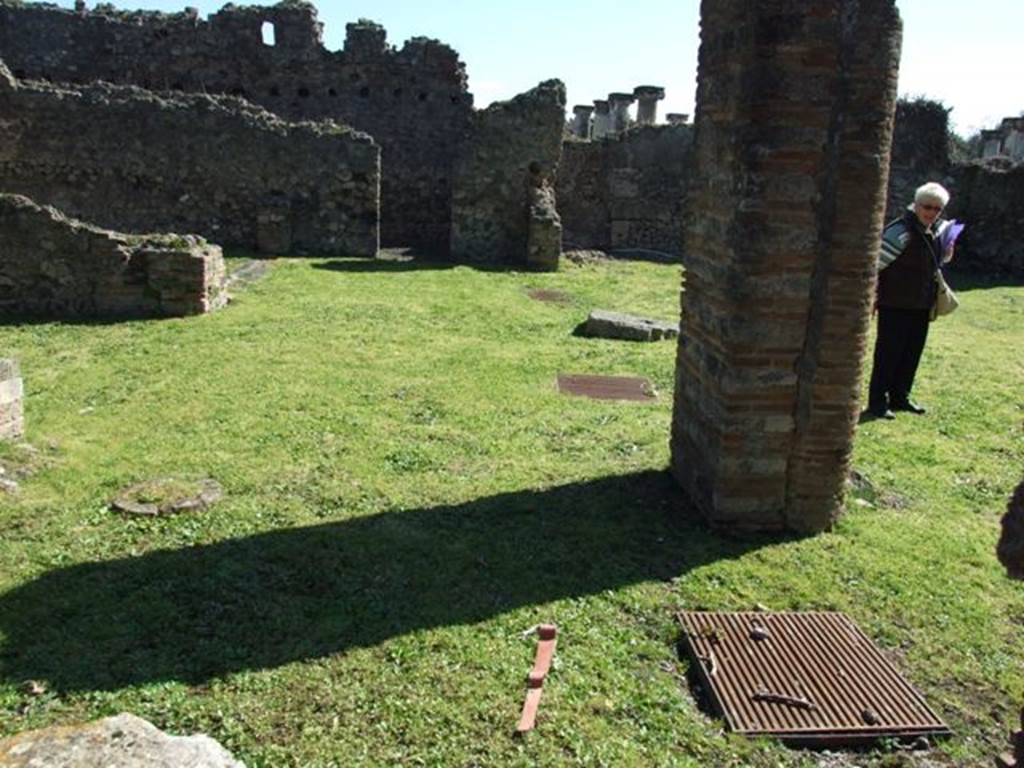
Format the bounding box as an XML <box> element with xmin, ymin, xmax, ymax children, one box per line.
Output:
<box><xmin>607</xmin><ymin>92</ymin><xmax>635</xmax><ymax>134</ymax></box>
<box><xmin>671</xmin><ymin>0</ymin><xmax>902</xmax><ymax>534</ymax></box>
<box><xmin>571</xmin><ymin>104</ymin><xmax>594</xmax><ymax>139</ymax></box>
<box><xmin>592</xmin><ymin>100</ymin><xmax>611</xmax><ymax>139</ymax></box>
<box><xmin>633</xmin><ymin>85</ymin><xmax>665</xmax><ymax>126</ymax></box>
<box><xmin>0</xmin><ymin>359</ymin><xmax>24</xmax><ymax>440</ymax></box>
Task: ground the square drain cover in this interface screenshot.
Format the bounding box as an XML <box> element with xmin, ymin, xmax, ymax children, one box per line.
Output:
<box><xmin>527</xmin><ymin>288</ymin><xmax>572</xmax><ymax>304</ymax></box>
<box><xmin>557</xmin><ymin>374</ymin><xmax>655</xmax><ymax>401</ymax></box>
<box><xmin>678</xmin><ymin>611</ymin><xmax>950</xmax><ymax>746</ymax></box>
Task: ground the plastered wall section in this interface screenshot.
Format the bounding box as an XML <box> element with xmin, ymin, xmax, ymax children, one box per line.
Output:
<box><xmin>0</xmin><ymin>63</ymin><xmax>380</xmax><ymax>256</ymax></box>
<box><xmin>671</xmin><ymin>0</ymin><xmax>902</xmax><ymax>534</ymax></box>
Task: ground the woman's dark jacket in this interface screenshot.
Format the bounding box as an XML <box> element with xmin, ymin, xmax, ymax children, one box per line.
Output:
<box><xmin>877</xmin><ymin>210</ymin><xmax>942</xmax><ymax>310</ymax></box>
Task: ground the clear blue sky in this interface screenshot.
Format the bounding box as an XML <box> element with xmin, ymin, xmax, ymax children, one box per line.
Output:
<box><xmin>46</xmin><ymin>0</ymin><xmax>1021</xmax><ymax>136</ymax></box>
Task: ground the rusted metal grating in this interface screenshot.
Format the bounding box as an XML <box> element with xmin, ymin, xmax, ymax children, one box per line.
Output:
<box><xmin>527</xmin><ymin>288</ymin><xmax>572</xmax><ymax>304</ymax></box>
<box><xmin>557</xmin><ymin>374</ymin><xmax>656</xmax><ymax>402</ymax></box>
<box><xmin>678</xmin><ymin>611</ymin><xmax>950</xmax><ymax>747</ymax></box>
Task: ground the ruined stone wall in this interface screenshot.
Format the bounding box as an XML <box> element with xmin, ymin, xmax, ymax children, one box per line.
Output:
<box><xmin>0</xmin><ymin>1</ymin><xmax>471</xmax><ymax>253</ymax></box>
<box><xmin>948</xmin><ymin>160</ymin><xmax>1024</xmax><ymax>274</ymax></box>
<box><xmin>0</xmin><ymin>63</ymin><xmax>379</xmax><ymax>256</ymax></box>
<box><xmin>451</xmin><ymin>80</ymin><xmax>565</xmax><ymax>265</ymax></box>
<box><xmin>671</xmin><ymin>0</ymin><xmax>902</xmax><ymax>534</ymax></box>
<box><xmin>0</xmin><ymin>193</ymin><xmax>226</xmax><ymax>319</ymax></box>
<box><xmin>558</xmin><ymin>140</ymin><xmax>610</xmax><ymax>250</ymax></box>
<box><xmin>886</xmin><ymin>98</ymin><xmax>950</xmax><ymax>219</ymax></box>
<box><xmin>558</xmin><ymin>125</ymin><xmax>692</xmax><ymax>256</ymax></box>
<box><xmin>0</xmin><ymin>359</ymin><xmax>24</xmax><ymax>441</ymax></box>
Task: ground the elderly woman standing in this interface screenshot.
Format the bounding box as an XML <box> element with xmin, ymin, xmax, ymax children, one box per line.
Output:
<box><xmin>866</xmin><ymin>181</ymin><xmax>953</xmax><ymax>420</ymax></box>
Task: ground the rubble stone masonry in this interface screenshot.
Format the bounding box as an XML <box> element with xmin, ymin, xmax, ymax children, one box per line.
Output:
<box><xmin>451</xmin><ymin>80</ymin><xmax>565</xmax><ymax>266</ymax></box>
<box><xmin>671</xmin><ymin>0</ymin><xmax>902</xmax><ymax>534</ymax></box>
<box><xmin>0</xmin><ymin>359</ymin><xmax>23</xmax><ymax>441</ymax></box>
<box><xmin>0</xmin><ymin>61</ymin><xmax>380</xmax><ymax>256</ymax></box>
<box><xmin>0</xmin><ymin>193</ymin><xmax>226</xmax><ymax>319</ymax></box>
<box><xmin>0</xmin><ymin>1</ymin><xmax>470</xmax><ymax>252</ymax></box>
<box><xmin>558</xmin><ymin>124</ymin><xmax>693</xmax><ymax>256</ymax></box>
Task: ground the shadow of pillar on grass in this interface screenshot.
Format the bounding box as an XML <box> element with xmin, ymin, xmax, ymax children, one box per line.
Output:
<box><xmin>0</xmin><ymin>470</ymin><xmax>781</xmax><ymax>692</ymax></box>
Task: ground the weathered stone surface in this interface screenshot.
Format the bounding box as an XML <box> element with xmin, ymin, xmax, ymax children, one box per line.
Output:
<box><xmin>451</xmin><ymin>80</ymin><xmax>565</xmax><ymax>266</ymax></box>
<box><xmin>0</xmin><ymin>193</ymin><xmax>226</xmax><ymax>318</ymax></box>
<box><xmin>0</xmin><ymin>713</ymin><xmax>244</xmax><ymax>767</ymax></box>
<box><xmin>0</xmin><ymin>61</ymin><xmax>380</xmax><ymax>257</ymax></box>
<box><xmin>671</xmin><ymin>0</ymin><xmax>902</xmax><ymax>534</ymax></box>
<box><xmin>0</xmin><ymin>2</ymin><xmax>468</xmax><ymax>253</ymax></box>
<box><xmin>0</xmin><ymin>358</ymin><xmax>24</xmax><ymax>441</ymax></box>
<box><xmin>997</xmin><ymin>479</ymin><xmax>1024</xmax><ymax>580</ymax></box>
<box><xmin>578</xmin><ymin>309</ymin><xmax>678</xmax><ymax>342</ymax></box>
<box><xmin>948</xmin><ymin>159</ymin><xmax>1024</xmax><ymax>274</ymax></box>
<box><xmin>559</xmin><ymin>124</ymin><xmax>692</xmax><ymax>256</ymax></box>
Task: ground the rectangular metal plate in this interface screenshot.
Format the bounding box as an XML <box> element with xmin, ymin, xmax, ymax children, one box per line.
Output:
<box><xmin>557</xmin><ymin>374</ymin><xmax>656</xmax><ymax>401</ymax></box>
<box><xmin>678</xmin><ymin>611</ymin><xmax>951</xmax><ymax>746</ymax></box>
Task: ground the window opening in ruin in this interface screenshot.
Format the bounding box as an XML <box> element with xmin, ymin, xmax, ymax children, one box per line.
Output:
<box><xmin>298</xmin><ymin>86</ymin><xmax>310</xmax><ymax>98</ymax></box>
<box><xmin>328</xmin><ymin>87</ymin><xmax>337</xmax><ymax>97</ymax></box>
<box><xmin>261</xmin><ymin>21</ymin><xmax>276</xmax><ymax>47</ymax></box>
<box><xmin>359</xmin><ymin>86</ymin><xmax>370</xmax><ymax>98</ymax></box>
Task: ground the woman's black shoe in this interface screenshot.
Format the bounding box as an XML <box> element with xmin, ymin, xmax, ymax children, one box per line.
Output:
<box><xmin>892</xmin><ymin>400</ymin><xmax>926</xmax><ymax>414</ymax></box>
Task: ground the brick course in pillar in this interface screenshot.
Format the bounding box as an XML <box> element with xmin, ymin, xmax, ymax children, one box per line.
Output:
<box><xmin>671</xmin><ymin>0</ymin><xmax>902</xmax><ymax>534</ymax></box>
<box><xmin>0</xmin><ymin>359</ymin><xmax>24</xmax><ymax>440</ymax></box>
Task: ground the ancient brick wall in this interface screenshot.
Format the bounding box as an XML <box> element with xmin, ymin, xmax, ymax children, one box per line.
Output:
<box><xmin>557</xmin><ymin>125</ymin><xmax>692</xmax><ymax>256</ymax></box>
<box><xmin>948</xmin><ymin>160</ymin><xmax>1024</xmax><ymax>274</ymax></box>
<box><xmin>451</xmin><ymin>80</ymin><xmax>565</xmax><ymax>266</ymax></box>
<box><xmin>0</xmin><ymin>1</ymin><xmax>471</xmax><ymax>253</ymax></box>
<box><xmin>0</xmin><ymin>193</ymin><xmax>226</xmax><ymax>319</ymax></box>
<box><xmin>671</xmin><ymin>0</ymin><xmax>902</xmax><ymax>534</ymax></box>
<box><xmin>0</xmin><ymin>62</ymin><xmax>380</xmax><ymax>256</ymax></box>
<box><xmin>0</xmin><ymin>359</ymin><xmax>24</xmax><ymax>441</ymax></box>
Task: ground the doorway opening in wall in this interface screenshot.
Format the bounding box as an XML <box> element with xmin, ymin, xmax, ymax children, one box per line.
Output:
<box><xmin>261</xmin><ymin>21</ymin><xmax>276</xmax><ymax>47</ymax></box>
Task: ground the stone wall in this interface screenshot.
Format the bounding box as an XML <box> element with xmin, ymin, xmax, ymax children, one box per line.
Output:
<box><xmin>0</xmin><ymin>61</ymin><xmax>380</xmax><ymax>256</ymax></box>
<box><xmin>451</xmin><ymin>80</ymin><xmax>565</xmax><ymax>266</ymax></box>
<box><xmin>0</xmin><ymin>193</ymin><xmax>226</xmax><ymax>319</ymax></box>
<box><xmin>671</xmin><ymin>0</ymin><xmax>902</xmax><ymax>534</ymax></box>
<box><xmin>948</xmin><ymin>160</ymin><xmax>1024</xmax><ymax>273</ymax></box>
<box><xmin>886</xmin><ymin>98</ymin><xmax>951</xmax><ymax>219</ymax></box>
<box><xmin>558</xmin><ymin>124</ymin><xmax>692</xmax><ymax>255</ymax></box>
<box><xmin>0</xmin><ymin>359</ymin><xmax>24</xmax><ymax>441</ymax></box>
<box><xmin>0</xmin><ymin>1</ymin><xmax>471</xmax><ymax>252</ymax></box>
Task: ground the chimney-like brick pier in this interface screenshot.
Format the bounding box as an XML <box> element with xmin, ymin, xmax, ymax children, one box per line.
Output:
<box><xmin>633</xmin><ymin>85</ymin><xmax>665</xmax><ymax>126</ymax></box>
<box><xmin>571</xmin><ymin>104</ymin><xmax>594</xmax><ymax>139</ymax></box>
<box><xmin>671</xmin><ymin>0</ymin><xmax>903</xmax><ymax>534</ymax></box>
<box><xmin>592</xmin><ymin>99</ymin><xmax>611</xmax><ymax>139</ymax></box>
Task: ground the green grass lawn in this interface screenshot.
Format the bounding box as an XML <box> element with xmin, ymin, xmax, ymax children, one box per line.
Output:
<box><xmin>0</xmin><ymin>256</ymin><xmax>1020</xmax><ymax>767</ymax></box>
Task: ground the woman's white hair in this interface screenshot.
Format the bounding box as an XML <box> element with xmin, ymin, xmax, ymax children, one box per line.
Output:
<box><xmin>914</xmin><ymin>181</ymin><xmax>950</xmax><ymax>207</ymax></box>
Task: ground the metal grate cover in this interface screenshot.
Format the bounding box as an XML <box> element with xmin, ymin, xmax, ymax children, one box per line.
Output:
<box><xmin>557</xmin><ymin>374</ymin><xmax>656</xmax><ymax>402</ymax></box>
<box><xmin>527</xmin><ymin>288</ymin><xmax>572</xmax><ymax>304</ymax></box>
<box><xmin>678</xmin><ymin>611</ymin><xmax>951</xmax><ymax>746</ymax></box>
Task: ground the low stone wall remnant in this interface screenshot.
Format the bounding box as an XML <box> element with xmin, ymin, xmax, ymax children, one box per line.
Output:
<box><xmin>0</xmin><ymin>60</ymin><xmax>380</xmax><ymax>257</ymax></box>
<box><xmin>0</xmin><ymin>193</ymin><xmax>227</xmax><ymax>319</ymax></box>
<box><xmin>0</xmin><ymin>359</ymin><xmax>24</xmax><ymax>441</ymax></box>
